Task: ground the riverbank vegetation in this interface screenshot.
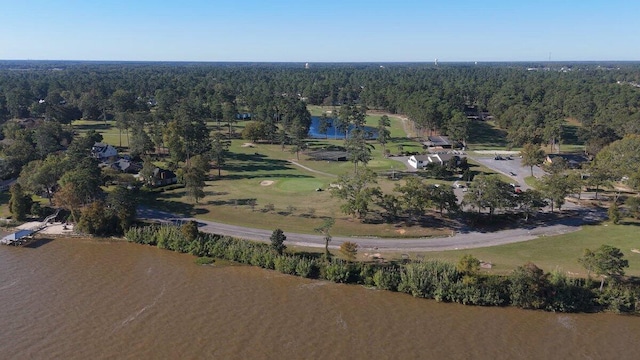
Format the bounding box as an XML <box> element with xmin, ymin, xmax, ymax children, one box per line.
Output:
<box><xmin>126</xmin><ymin>223</ymin><xmax>640</xmax><ymax>314</ymax></box>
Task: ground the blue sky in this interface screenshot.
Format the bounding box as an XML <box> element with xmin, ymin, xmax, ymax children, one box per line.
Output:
<box><xmin>0</xmin><ymin>0</ymin><xmax>638</xmax><ymax>62</ymax></box>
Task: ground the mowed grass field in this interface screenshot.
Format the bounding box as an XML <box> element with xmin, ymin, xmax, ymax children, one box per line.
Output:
<box><xmin>388</xmin><ymin>222</ymin><xmax>640</xmax><ymax>277</ymax></box>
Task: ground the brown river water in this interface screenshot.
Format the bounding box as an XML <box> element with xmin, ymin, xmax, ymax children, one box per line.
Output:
<box><xmin>1</xmin><ymin>238</ymin><xmax>639</xmax><ymax>360</ymax></box>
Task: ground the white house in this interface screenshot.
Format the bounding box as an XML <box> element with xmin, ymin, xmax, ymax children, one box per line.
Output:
<box><xmin>408</xmin><ymin>153</ymin><xmax>459</xmax><ymax>169</ymax></box>
<box><xmin>427</xmin><ymin>153</ymin><xmax>457</xmax><ymax>166</ymax></box>
<box><xmin>91</xmin><ymin>142</ymin><xmax>118</xmax><ymax>160</ymax></box>
<box><xmin>408</xmin><ymin>155</ymin><xmax>431</xmax><ymax>169</ymax></box>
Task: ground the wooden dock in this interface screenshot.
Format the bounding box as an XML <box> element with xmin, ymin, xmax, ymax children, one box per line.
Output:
<box><xmin>0</xmin><ymin>210</ymin><xmax>61</xmax><ymax>246</ymax></box>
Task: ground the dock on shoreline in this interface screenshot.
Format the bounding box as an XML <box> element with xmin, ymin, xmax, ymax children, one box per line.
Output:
<box><xmin>1</xmin><ymin>210</ymin><xmax>71</xmax><ymax>246</ymax></box>
<box><xmin>0</xmin><ymin>229</ymin><xmax>36</xmax><ymax>246</ymax></box>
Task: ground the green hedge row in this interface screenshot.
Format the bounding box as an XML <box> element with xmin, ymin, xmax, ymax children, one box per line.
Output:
<box><xmin>125</xmin><ymin>225</ymin><xmax>640</xmax><ymax>314</ymax></box>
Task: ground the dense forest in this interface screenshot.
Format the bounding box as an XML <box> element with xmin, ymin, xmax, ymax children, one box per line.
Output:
<box><xmin>1</xmin><ymin>61</ymin><xmax>640</xmax><ymax>159</ymax></box>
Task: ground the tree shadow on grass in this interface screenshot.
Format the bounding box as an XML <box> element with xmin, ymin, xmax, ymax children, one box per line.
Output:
<box><xmin>138</xmin><ymin>195</ymin><xmax>195</xmax><ymax>217</ymax></box>
<box><xmin>562</xmin><ymin>124</ymin><xmax>582</xmax><ymax>145</ymax></box>
<box><xmin>193</xmin><ymin>208</ymin><xmax>209</xmax><ymax>215</ymax></box>
<box><xmin>469</xmin><ymin>121</ymin><xmax>508</xmax><ymax>148</ymax></box>
<box><xmin>223</xmin><ymin>173</ymin><xmax>314</xmax><ymax>180</ymax></box>
<box><xmin>207</xmin><ymin>198</ymin><xmax>257</xmax><ymax>207</ymax></box>
<box><xmin>224</xmin><ymin>154</ymin><xmax>294</xmax><ymax>174</ymax></box>
<box><xmin>72</xmin><ymin>123</ymin><xmax>112</xmax><ymax>131</ymax></box>
<box><xmin>617</xmin><ymin>220</ymin><xmax>640</xmax><ymax>226</ymax></box>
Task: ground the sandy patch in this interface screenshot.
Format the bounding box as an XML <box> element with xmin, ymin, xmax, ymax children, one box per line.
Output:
<box><xmin>16</xmin><ymin>221</ymin><xmax>42</xmax><ymax>230</ymax></box>
<box><xmin>15</xmin><ymin>221</ymin><xmax>74</xmax><ymax>235</ymax></box>
<box><xmin>241</xmin><ymin>143</ymin><xmax>255</xmax><ymax>148</ymax></box>
<box><xmin>260</xmin><ymin>180</ymin><xmax>274</xmax><ymax>186</ymax></box>
<box><xmin>40</xmin><ymin>223</ymin><xmax>74</xmax><ymax>235</ymax></box>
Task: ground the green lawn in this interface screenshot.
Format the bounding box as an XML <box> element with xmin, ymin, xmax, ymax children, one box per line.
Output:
<box><xmin>399</xmin><ymin>222</ymin><xmax>640</xmax><ymax>277</ymax></box>
<box><xmin>72</xmin><ymin>119</ymin><xmax>130</xmax><ymax>148</ymax></box>
<box><xmin>467</xmin><ymin>120</ymin><xmax>508</xmax><ymax>150</ymax></box>
<box><xmin>524</xmin><ymin>176</ymin><xmax>539</xmax><ymax>188</ymax></box>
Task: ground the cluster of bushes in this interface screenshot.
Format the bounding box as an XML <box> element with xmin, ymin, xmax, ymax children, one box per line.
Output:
<box><xmin>125</xmin><ymin>224</ymin><xmax>640</xmax><ymax>314</ymax></box>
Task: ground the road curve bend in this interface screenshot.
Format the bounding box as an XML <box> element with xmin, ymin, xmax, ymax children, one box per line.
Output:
<box><xmin>137</xmin><ymin>207</ymin><xmax>605</xmax><ymax>252</ymax></box>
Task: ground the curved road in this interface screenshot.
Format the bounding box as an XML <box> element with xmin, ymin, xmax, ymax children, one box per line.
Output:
<box><xmin>137</xmin><ymin>206</ymin><xmax>605</xmax><ymax>253</ymax></box>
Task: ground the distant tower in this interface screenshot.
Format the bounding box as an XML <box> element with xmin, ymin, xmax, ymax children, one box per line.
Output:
<box><xmin>435</xmin><ymin>58</ymin><xmax>438</xmax><ymax>66</ymax></box>
<box><xmin>305</xmin><ymin>62</ymin><xmax>309</xmax><ymax>69</ymax></box>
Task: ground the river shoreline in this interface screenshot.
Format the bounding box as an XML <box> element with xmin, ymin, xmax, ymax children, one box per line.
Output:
<box><xmin>125</xmin><ymin>224</ymin><xmax>640</xmax><ymax>315</ymax></box>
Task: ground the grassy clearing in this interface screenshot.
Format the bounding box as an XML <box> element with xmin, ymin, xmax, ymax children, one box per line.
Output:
<box><xmin>381</xmin><ymin>222</ymin><xmax>640</xmax><ymax>277</ymax></box>
<box><xmin>72</xmin><ymin>119</ymin><xmax>130</xmax><ymax>148</ymax></box>
<box><xmin>467</xmin><ymin>121</ymin><xmax>508</xmax><ymax>150</ymax></box>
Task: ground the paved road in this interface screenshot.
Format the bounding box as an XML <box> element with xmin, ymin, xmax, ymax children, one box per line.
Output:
<box><xmin>137</xmin><ymin>206</ymin><xmax>605</xmax><ymax>252</ymax></box>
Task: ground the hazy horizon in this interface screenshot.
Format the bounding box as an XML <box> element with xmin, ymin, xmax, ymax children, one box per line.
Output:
<box><xmin>1</xmin><ymin>0</ymin><xmax>638</xmax><ymax>62</ymax></box>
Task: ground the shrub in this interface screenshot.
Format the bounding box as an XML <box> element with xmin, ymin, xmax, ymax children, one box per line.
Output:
<box><xmin>597</xmin><ymin>286</ymin><xmax>639</xmax><ymax>313</ymax></box>
<box><xmin>358</xmin><ymin>263</ymin><xmax>376</xmax><ymax>286</ymax></box>
<box><xmin>546</xmin><ymin>270</ymin><xmax>594</xmax><ymax>313</ymax></box>
<box><xmin>398</xmin><ymin>260</ymin><xmax>459</xmax><ymax>298</ymax></box>
<box><xmin>373</xmin><ymin>267</ymin><xmax>401</xmax><ymax>291</ymax></box>
<box><xmin>295</xmin><ymin>257</ymin><xmax>316</xmax><ymax>278</ymax></box>
<box><xmin>325</xmin><ymin>260</ymin><xmax>351</xmax><ymax>283</ymax></box>
<box><xmin>274</xmin><ymin>255</ymin><xmax>298</xmax><ymax>275</ymax></box>
<box><xmin>508</xmin><ymin>262</ymin><xmax>549</xmax><ymax>309</ymax></box>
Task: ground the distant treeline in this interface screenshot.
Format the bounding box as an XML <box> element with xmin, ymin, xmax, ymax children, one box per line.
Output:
<box><xmin>2</xmin><ymin>62</ymin><xmax>640</xmax><ymax>153</ymax></box>
<box><xmin>126</xmin><ymin>224</ymin><xmax>640</xmax><ymax>314</ymax></box>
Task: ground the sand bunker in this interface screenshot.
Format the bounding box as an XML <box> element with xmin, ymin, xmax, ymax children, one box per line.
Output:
<box><xmin>260</xmin><ymin>180</ymin><xmax>274</xmax><ymax>186</ymax></box>
<box><xmin>241</xmin><ymin>143</ymin><xmax>255</xmax><ymax>148</ymax></box>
